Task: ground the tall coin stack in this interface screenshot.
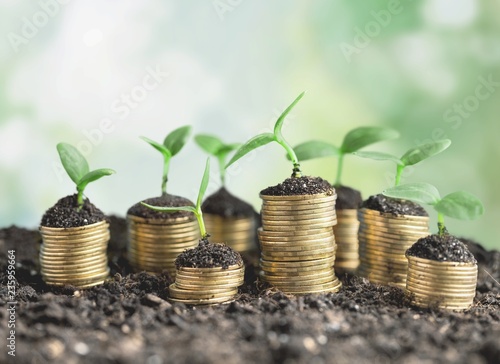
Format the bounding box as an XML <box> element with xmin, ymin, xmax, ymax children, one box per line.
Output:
<box><xmin>258</xmin><ymin>192</ymin><xmax>342</xmax><ymax>294</ymax></box>
<box><xmin>333</xmin><ymin>209</ymin><xmax>360</xmax><ymax>273</ymax></box>
<box><xmin>39</xmin><ymin>220</ymin><xmax>110</xmax><ymax>288</ymax></box>
<box><xmin>204</xmin><ymin>214</ymin><xmax>256</xmax><ymax>253</ymax></box>
<box><xmin>128</xmin><ymin>215</ymin><xmax>200</xmax><ymax>276</ymax></box>
<box><xmin>357</xmin><ymin>208</ymin><xmax>429</xmax><ymax>288</ymax></box>
<box><xmin>169</xmin><ymin>263</ymin><xmax>244</xmax><ymax>305</ymax></box>
<box><xmin>406</xmin><ymin>255</ymin><xmax>477</xmax><ymax>310</ymax></box>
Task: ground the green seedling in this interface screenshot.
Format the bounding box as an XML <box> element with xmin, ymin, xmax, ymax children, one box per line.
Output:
<box><xmin>142</xmin><ymin>158</ymin><xmax>211</xmax><ymax>239</ymax></box>
<box><xmin>57</xmin><ymin>143</ymin><xmax>115</xmax><ymax>208</ymax></box>
<box><xmin>292</xmin><ymin>126</ymin><xmax>399</xmax><ymax>186</ymax></box>
<box><xmin>383</xmin><ymin>182</ymin><xmax>484</xmax><ymax>236</ymax></box>
<box><xmin>141</xmin><ymin>125</ymin><xmax>192</xmax><ymax>195</ymax></box>
<box><xmin>355</xmin><ymin>139</ymin><xmax>451</xmax><ymax>186</ymax></box>
<box><xmin>226</xmin><ymin>91</ymin><xmax>305</xmax><ymax>177</ymax></box>
<box><xmin>195</xmin><ymin>134</ymin><xmax>240</xmax><ymax>186</ymax></box>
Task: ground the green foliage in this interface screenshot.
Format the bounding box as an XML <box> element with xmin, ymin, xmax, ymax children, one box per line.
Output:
<box><xmin>226</xmin><ymin>92</ymin><xmax>306</xmax><ymax>177</ymax></box>
<box><xmin>56</xmin><ymin>143</ymin><xmax>115</xmax><ymax>207</ymax></box>
<box><xmin>195</xmin><ymin>134</ymin><xmax>240</xmax><ymax>185</ymax></box>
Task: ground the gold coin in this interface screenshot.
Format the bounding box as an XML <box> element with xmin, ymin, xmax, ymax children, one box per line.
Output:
<box><xmin>39</xmin><ymin>251</ymin><xmax>106</xmax><ymax>263</ymax></box>
<box><xmin>39</xmin><ymin>221</ymin><xmax>109</xmax><ymax>235</ymax></box>
<box><xmin>263</xmin><ymin>274</ymin><xmax>334</xmax><ymax>287</ymax></box>
<box><xmin>168</xmin><ymin>295</ymin><xmax>236</xmax><ymax>305</ymax></box>
<box><xmin>128</xmin><ymin>214</ymin><xmax>196</xmax><ymax>224</ymax></box>
<box><xmin>261</xmin><ymin>268</ymin><xmax>333</xmax><ymax>279</ymax></box>
<box><xmin>43</xmin><ymin>269</ymin><xmax>109</xmax><ymax>284</ymax></box>
<box><xmin>169</xmin><ymin>284</ymin><xmax>238</xmax><ymax>298</ymax></box>
<box><xmin>259</xmin><ymin>235</ymin><xmax>334</xmax><ymax>246</ymax></box>
<box><xmin>257</xmin><ymin>227</ymin><xmax>333</xmax><ymax>237</ymax></box>
<box><xmin>40</xmin><ymin>257</ymin><xmax>108</xmax><ymax>269</ymax></box>
<box><xmin>260</xmin><ymin>192</ymin><xmax>335</xmax><ymax>200</ymax></box>
<box><xmin>176</xmin><ymin>270</ymin><xmax>244</xmax><ymax>279</ymax></box>
<box><xmin>262</xmin><ymin>245</ymin><xmax>335</xmax><ymax>256</ymax></box>
<box><xmin>258</xmin><ymin>232</ymin><xmax>333</xmax><ymax>243</ymax></box>
<box><xmin>360</xmin><ymin>208</ymin><xmax>429</xmax><ymax>221</ymax></box>
<box><xmin>261</xmin><ymin>202</ymin><xmax>336</xmax><ymax>212</ymax></box>
<box><xmin>260</xmin><ymin>242</ymin><xmax>334</xmax><ymax>253</ymax></box>
<box><xmin>407</xmin><ymin>261</ymin><xmax>478</xmax><ymax>274</ymax></box>
<box><xmin>260</xmin><ymin>256</ymin><xmax>334</xmax><ymax>267</ymax></box>
<box><xmin>175</xmin><ymin>280</ymin><xmax>242</xmax><ymax>290</ymax></box>
<box><xmin>177</xmin><ymin>263</ymin><xmax>243</xmax><ymax>273</ymax></box>
<box><xmin>358</xmin><ymin>229</ymin><xmax>427</xmax><ymax>242</ymax></box>
<box><xmin>262</xmin><ymin>222</ymin><xmax>336</xmax><ymax>232</ymax></box>
<box><xmin>272</xmin><ymin>279</ymin><xmax>342</xmax><ymax>294</ymax></box>
<box><xmin>261</xmin><ymin>252</ymin><xmax>335</xmax><ymax>262</ymax></box>
<box><xmin>261</xmin><ymin>206</ymin><xmax>334</xmax><ymax>216</ymax></box>
<box><xmin>407</xmin><ymin>256</ymin><xmax>477</xmax><ymax>269</ymax></box>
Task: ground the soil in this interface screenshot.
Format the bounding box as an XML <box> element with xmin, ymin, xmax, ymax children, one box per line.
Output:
<box><xmin>335</xmin><ymin>185</ymin><xmax>363</xmax><ymax>210</ymax></box>
<box><xmin>127</xmin><ymin>194</ymin><xmax>195</xmax><ymax>220</ymax></box>
<box><xmin>40</xmin><ymin>194</ymin><xmax>107</xmax><ymax>228</ymax></box>
<box><xmin>1</xmin><ymin>218</ymin><xmax>499</xmax><ymax>363</ymax></box>
<box><xmin>260</xmin><ymin>176</ymin><xmax>333</xmax><ymax>196</ymax></box>
<box><xmin>360</xmin><ymin>194</ymin><xmax>428</xmax><ymax>217</ymax></box>
<box><xmin>202</xmin><ymin>187</ymin><xmax>255</xmax><ymax>218</ymax></box>
<box><xmin>406</xmin><ymin>234</ymin><xmax>477</xmax><ymax>263</ymax></box>
<box><xmin>175</xmin><ymin>239</ymin><xmax>243</xmax><ymax>269</ymax></box>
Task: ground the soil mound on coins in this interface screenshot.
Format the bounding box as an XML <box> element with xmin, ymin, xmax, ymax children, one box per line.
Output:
<box><xmin>175</xmin><ymin>239</ymin><xmax>243</xmax><ymax>269</ymax></box>
<box><xmin>406</xmin><ymin>234</ymin><xmax>477</xmax><ymax>263</ymax></box>
<box><xmin>41</xmin><ymin>194</ymin><xmax>107</xmax><ymax>228</ymax></box>
<box><xmin>128</xmin><ymin>194</ymin><xmax>195</xmax><ymax>220</ymax></box>
<box><xmin>361</xmin><ymin>194</ymin><xmax>427</xmax><ymax>217</ymax></box>
<box><xmin>260</xmin><ymin>176</ymin><xmax>333</xmax><ymax>196</ymax></box>
<box><xmin>202</xmin><ymin>187</ymin><xmax>255</xmax><ymax>218</ymax></box>
<box><xmin>335</xmin><ymin>185</ymin><xmax>363</xmax><ymax>210</ymax></box>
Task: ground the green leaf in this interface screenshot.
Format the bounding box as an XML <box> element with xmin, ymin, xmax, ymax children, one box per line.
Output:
<box><xmin>435</xmin><ymin>191</ymin><xmax>484</xmax><ymax>220</ymax></box>
<box><xmin>273</xmin><ymin>91</ymin><xmax>305</xmax><ymax>139</ymax></box>
<box><xmin>383</xmin><ymin>183</ymin><xmax>441</xmax><ymax>205</ymax></box>
<box><xmin>341</xmin><ymin>127</ymin><xmax>400</xmax><ymax>154</ymax></box>
<box><xmin>217</xmin><ymin>143</ymin><xmax>241</xmax><ymax>156</ymax></box>
<box><xmin>225</xmin><ymin>133</ymin><xmax>275</xmax><ymax>168</ymax></box>
<box><xmin>141</xmin><ymin>136</ymin><xmax>172</xmax><ymax>158</ymax></box>
<box><xmin>163</xmin><ymin>125</ymin><xmax>192</xmax><ymax>156</ymax></box>
<box><xmin>400</xmin><ymin>139</ymin><xmax>451</xmax><ymax>167</ymax></box>
<box><xmin>353</xmin><ymin>151</ymin><xmax>403</xmax><ymax>165</ymax></box>
<box><xmin>76</xmin><ymin>168</ymin><xmax>115</xmax><ymax>191</ymax></box>
<box><xmin>141</xmin><ymin>203</ymin><xmax>196</xmax><ymax>214</ymax></box>
<box><xmin>197</xmin><ymin>158</ymin><xmax>211</xmax><ymax>209</ymax></box>
<box><xmin>292</xmin><ymin>141</ymin><xmax>340</xmax><ymax>161</ymax></box>
<box><xmin>195</xmin><ymin>134</ymin><xmax>225</xmax><ymax>156</ymax></box>
<box><xmin>57</xmin><ymin>143</ymin><xmax>89</xmax><ymax>184</ymax></box>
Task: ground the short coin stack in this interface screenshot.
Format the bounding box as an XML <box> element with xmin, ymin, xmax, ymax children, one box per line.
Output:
<box><xmin>357</xmin><ymin>208</ymin><xmax>429</xmax><ymax>288</ymax></box>
<box><xmin>204</xmin><ymin>214</ymin><xmax>256</xmax><ymax>252</ymax></box>
<box><xmin>39</xmin><ymin>220</ymin><xmax>110</xmax><ymax>288</ymax></box>
<box><xmin>127</xmin><ymin>215</ymin><xmax>200</xmax><ymax>276</ymax></box>
<box><xmin>169</xmin><ymin>263</ymin><xmax>244</xmax><ymax>305</ymax></box>
<box><xmin>333</xmin><ymin>209</ymin><xmax>360</xmax><ymax>273</ymax></box>
<box><xmin>406</xmin><ymin>255</ymin><xmax>477</xmax><ymax>310</ymax></box>
<box><xmin>258</xmin><ymin>192</ymin><xmax>342</xmax><ymax>294</ymax></box>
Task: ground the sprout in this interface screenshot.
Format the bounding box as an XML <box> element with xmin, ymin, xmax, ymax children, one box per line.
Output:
<box><xmin>56</xmin><ymin>143</ymin><xmax>115</xmax><ymax>208</ymax></box>
<box><xmin>141</xmin><ymin>125</ymin><xmax>192</xmax><ymax>195</ymax></box>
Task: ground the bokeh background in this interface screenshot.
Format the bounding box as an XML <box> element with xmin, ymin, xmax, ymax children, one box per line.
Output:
<box><xmin>1</xmin><ymin>0</ymin><xmax>499</xmax><ymax>249</ymax></box>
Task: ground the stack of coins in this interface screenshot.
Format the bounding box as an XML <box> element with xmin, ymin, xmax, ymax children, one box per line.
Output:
<box><xmin>258</xmin><ymin>192</ymin><xmax>342</xmax><ymax>294</ymax></box>
<box><xmin>333</xmin><ymin>209</ymin><xmax>360</xmax><ymax>273</ymax></box>
<box><xmin>169</xmin><ymin>263</ymin><xmax>244</xmax><ymax>305</ymax></box>
<box><xmin>39</xmin><ymin>220</ymin><xmax>110</xmax><ymax>288</ymax></box>
<box><xmin>406</xmin><ymin>255</ymin><xmax>477</xmax><ymax>310</ymax></box>
<box><xmin>204</xmin><ymin>214</ymin><xmax>256</xmax><ymax>252</ymax></box>
<box><xmin>357</xmin><ymin>208</ymin><xmax>429</xmax><ymax>288</ymax></box>
<box><xmin>127</xmin><ymin>215</ymin><xmax>200</xmax><ymax>276</ymax></box>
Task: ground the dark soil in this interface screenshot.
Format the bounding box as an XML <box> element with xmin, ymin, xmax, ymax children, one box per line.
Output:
<box><xmin>1</xmin><ymin>217</ymin><xmax>499</xmax><ymax>363</ymax></box>
<box><xmin>260</xmin><ymin>176</ymin><xmax>333</xmax><ymax>196</ymax></box>
<box><xmin>335</xmin><ymin>185</ymin><xmax>363</xmax><ymax>210</ymax></box>
<box><xmin>127</xmin><ymin>194</ymin><xmax>195</xmax><ymax>220</ymax></box>
<box><xmin>360</xmin><ymin>194</ymin><xmax>428</xmax><ymax>217</ymax></box>
<box><xmin>40</xmin><ymin>194</ymin><xmax>107</xmax><ymax>228</ymax></box>
<box><xmin>202</xmin><ymin>187</ymin><xmax>255</xmax><ymax>218</ymax></box>
<box><xmin>407</xmin><ymin>234</ymin><xmax>477</xmax><ymax>263</ymax></box>
<box><xmin>175</xmin><ymin>239</ymin><xmax>243</xmax><ymax>269</ymax></box>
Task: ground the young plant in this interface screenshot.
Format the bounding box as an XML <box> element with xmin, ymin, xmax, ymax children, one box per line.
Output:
<box><xmin>292</xmin><ymin>126</ymin><xmax>399</xmax><ymax>186</ymax></box>
<box><xmin>141</xmin><ymin>125</ymin><xmax>192</xmax><ymax>195</ymax></box>
<box><xmin>355</xmin><ymin>139</ymin><xmax>451</xmax><ymax>186</ymax></box>
<box><xmin>142</xmin><ymin>158</ymin><xmax>211</xmax><ymax>239</ymax></box>
<box><xmin>195</xmin><ymin>134</ymin><xmax>240</xmax><ymax>186</ymax></box>
<box><xmin>226</xmin><ymin>91</ymin><xmax>306</xmax><ymax>178</ymax></box>
<box><xmin>57</xmin><ymin>143</ymin><xmax>115</xmax><ymax>208</ymax></box>
<box><xmin>383</xmin><ymin>182</ymin><xmax>484</xmax><ymax>236</ymax></box>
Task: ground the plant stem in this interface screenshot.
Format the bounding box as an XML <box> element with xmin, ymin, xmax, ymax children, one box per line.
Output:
<box><xmin>195</xmin><ymin>208</ymin><xmax>208</xmax><ymax>239</ymax></box>
<box><xmin>276</xmin><ymin>139</ymin><xmax>302</xmax><ymax>178</ymax></box>
<box><xmin>217</xmin><ymin>155</ymin><xmax>226</xmax><ymax>186</ymax></box>
<box><xmin>161</xmin><ymin>157</ymin><xmax>171</xmax><ymax>195</ymax></box>
<box><xmin>334</xmin><ymin>153</ymin><xmax>344</xmax><ymax>186</ymax></box>
<box><xmin>76</xmin><ymin>189</ymin><xmax>84</xmax><ymax>209</ymax></box>
<box><xmin>394</xmin><ymin>165</ymin><xmax>404</xmax><ymax>186</ymax></box>
<box><xmin>437</xmin><ymin>213</ymin><xmax>448</xmax><ymax>236</ymax></box>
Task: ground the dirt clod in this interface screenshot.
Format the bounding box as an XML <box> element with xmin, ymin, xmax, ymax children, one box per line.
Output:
<box><xmin>260</xmin><ymin>176</ymin><xmax>333</xmax><ymax>196</ymax></box>
<box><xmin>127</xmin><ymin>194</ymin><xmax>195</xmax><ymax>220</ymax></box>
<box><xmin>407</xmin><ymin>234</ymin><xmax>477</xmax><ymax>263</ymax></box>
<box><xmin>202</xmin><ymin>187</ymin><xmax>255</xmax><ymax>218</ymax></box>
<box><xmin>361</xmin><ymin>194</ymin><xmax>428</xmax><ymax>217</ymax></box>
<box><xmin>335</xmin><ymin>185</ymin><xmax>363</xmax><ymax>210</ymax></box>
<box><xmin>175</xmin><ymin>239</ymin><xmax>243</xmax><ymax>269</ymax></box>
<box><xmin>40</xmin><ymin>194</ymin><xmax>107</xmax><ymax>228</ymax></box>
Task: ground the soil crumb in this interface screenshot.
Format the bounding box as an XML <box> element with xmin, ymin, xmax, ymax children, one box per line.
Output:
<box><xmin>335</xmin><ymin>185</ymin><xmax>363</xmax><ymax>210</ymax></box>
<box><xmin>175</xmin><ymin>239</ymin><xmax>243</xmax><ymax>269</ymax></box>
<box><xmin>41</xmin><ymin>194</ymin><xmax>107</xmax><ymax>228</ymax></box>
<box><xmin>260</xmin><ymin>176</ymin><xmax>333</xmax><ymax>196</ymax></box>
<box><xmin>407</xmin><ymin>234</ymin><xmax>477</xmax><ymax>263</ymax></box>
<box><xmin>128</xmin><ymin>194</ymin><xmax>195</xmax><ymax>220</ymax></box>
<box><xmin>360</xmin><ymin>194</ymin><xmax>427</xmax><ymax>217</ymax></box>
<box><xmin>202</xmin><ymin>187</ymin><xmax>255</xmax><ymax>218</ymax></box>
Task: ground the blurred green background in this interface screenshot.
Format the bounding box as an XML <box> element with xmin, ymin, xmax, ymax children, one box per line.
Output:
<box><xmin>1</xmin><ymin>1</ymin><xmax>498</xmax><ymax>249</ymax></box>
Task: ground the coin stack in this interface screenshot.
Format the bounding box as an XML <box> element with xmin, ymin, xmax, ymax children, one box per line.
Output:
<box><xmin>127</xmin><ymin>215</ymin><xmax>200</xmax><ymax>276</ymax></box>
<box><xmin>357</xmin><ymin>208</ymin><xmax>429</xmax><ymax>288</ymax></box>
<box><xmin>169</xmin><ymin>263</ymin><xmax>244</xmax><ymax>305</ymax></box>
<box><xmin>258</xmin><ymin>192</ymin><xmax>342</xmax><ymax>294</ymax></box>
<box><xmin>204</xmin><ymin>214</ymin><xmax>256</xmax><ymax>252</ymax></box>
<box><xmin>333</xmin><ymin>209</ymin><xmax>360</xmax><ymax>273</ymax></box>
<box><xmin>406</xmin><ymin>255</ymin><xmax>477</xmax><ymax>310</ymax></box>
<box><xmin>39</xmin><ymin>220</ymin><xmax>110</xmax><ymax>288</ymax></box>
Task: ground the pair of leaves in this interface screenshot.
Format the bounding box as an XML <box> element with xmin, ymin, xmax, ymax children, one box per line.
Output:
<box><xmin>141</xmin><ymin>125</ymin><xmax>192</xmax><ymax>160</ymax></box>
<box><xmin>292</xmin><ymin>126</ymin><xmax>400</xmax><ymax>161</ymax></box>
<box><xmin>195</xmin><ymin>135</ymin><xmax>240</xmax><ymax>158</ymax></box>
<box><xmin>383</xmin><ymin>183</ymin><xmax>484</xmax><ymax>220</ymax></box>
<box><xmin>57</xmin><ymin>143</ymin><xmax>115</xmax><ymax>192</ymax></box>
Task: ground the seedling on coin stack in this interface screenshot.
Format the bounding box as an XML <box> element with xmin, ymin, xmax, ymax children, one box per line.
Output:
<box><xmin>293</xmin><ymin>126</ymin><xmax>399</xmax><ymax>272</ymax></box>
<box><xmin>226</xmin><ymin>92</ymin><xmax>342</xmax><ymax>295</ymax></box>
<box><xmin>383</xmin><ymin>182</ymin><xmax>484</xmax><ymax>310</ymax></box>
<box><xmin>353</xmin><ymin>140</ymin><xmax>452</xmax><ymax>287</ymax></box>
<box><xmin>195</xmin><ymin>134</ymin><xmax>257</xmax><ymax>253</ymax></box>
<box><xmin>143</xmin><ymin>159</ymin><xmax>245</xmax><ymax>305</ymax></box>
<box><xmin>39</xmin><ymin>143</ymin><xmax>115</xmax><ymax>288</ymax></box>
<box><xmin>126</xmin><ymin>126</ymin><xmax>201</xmax><ymax>276</ymax></box>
